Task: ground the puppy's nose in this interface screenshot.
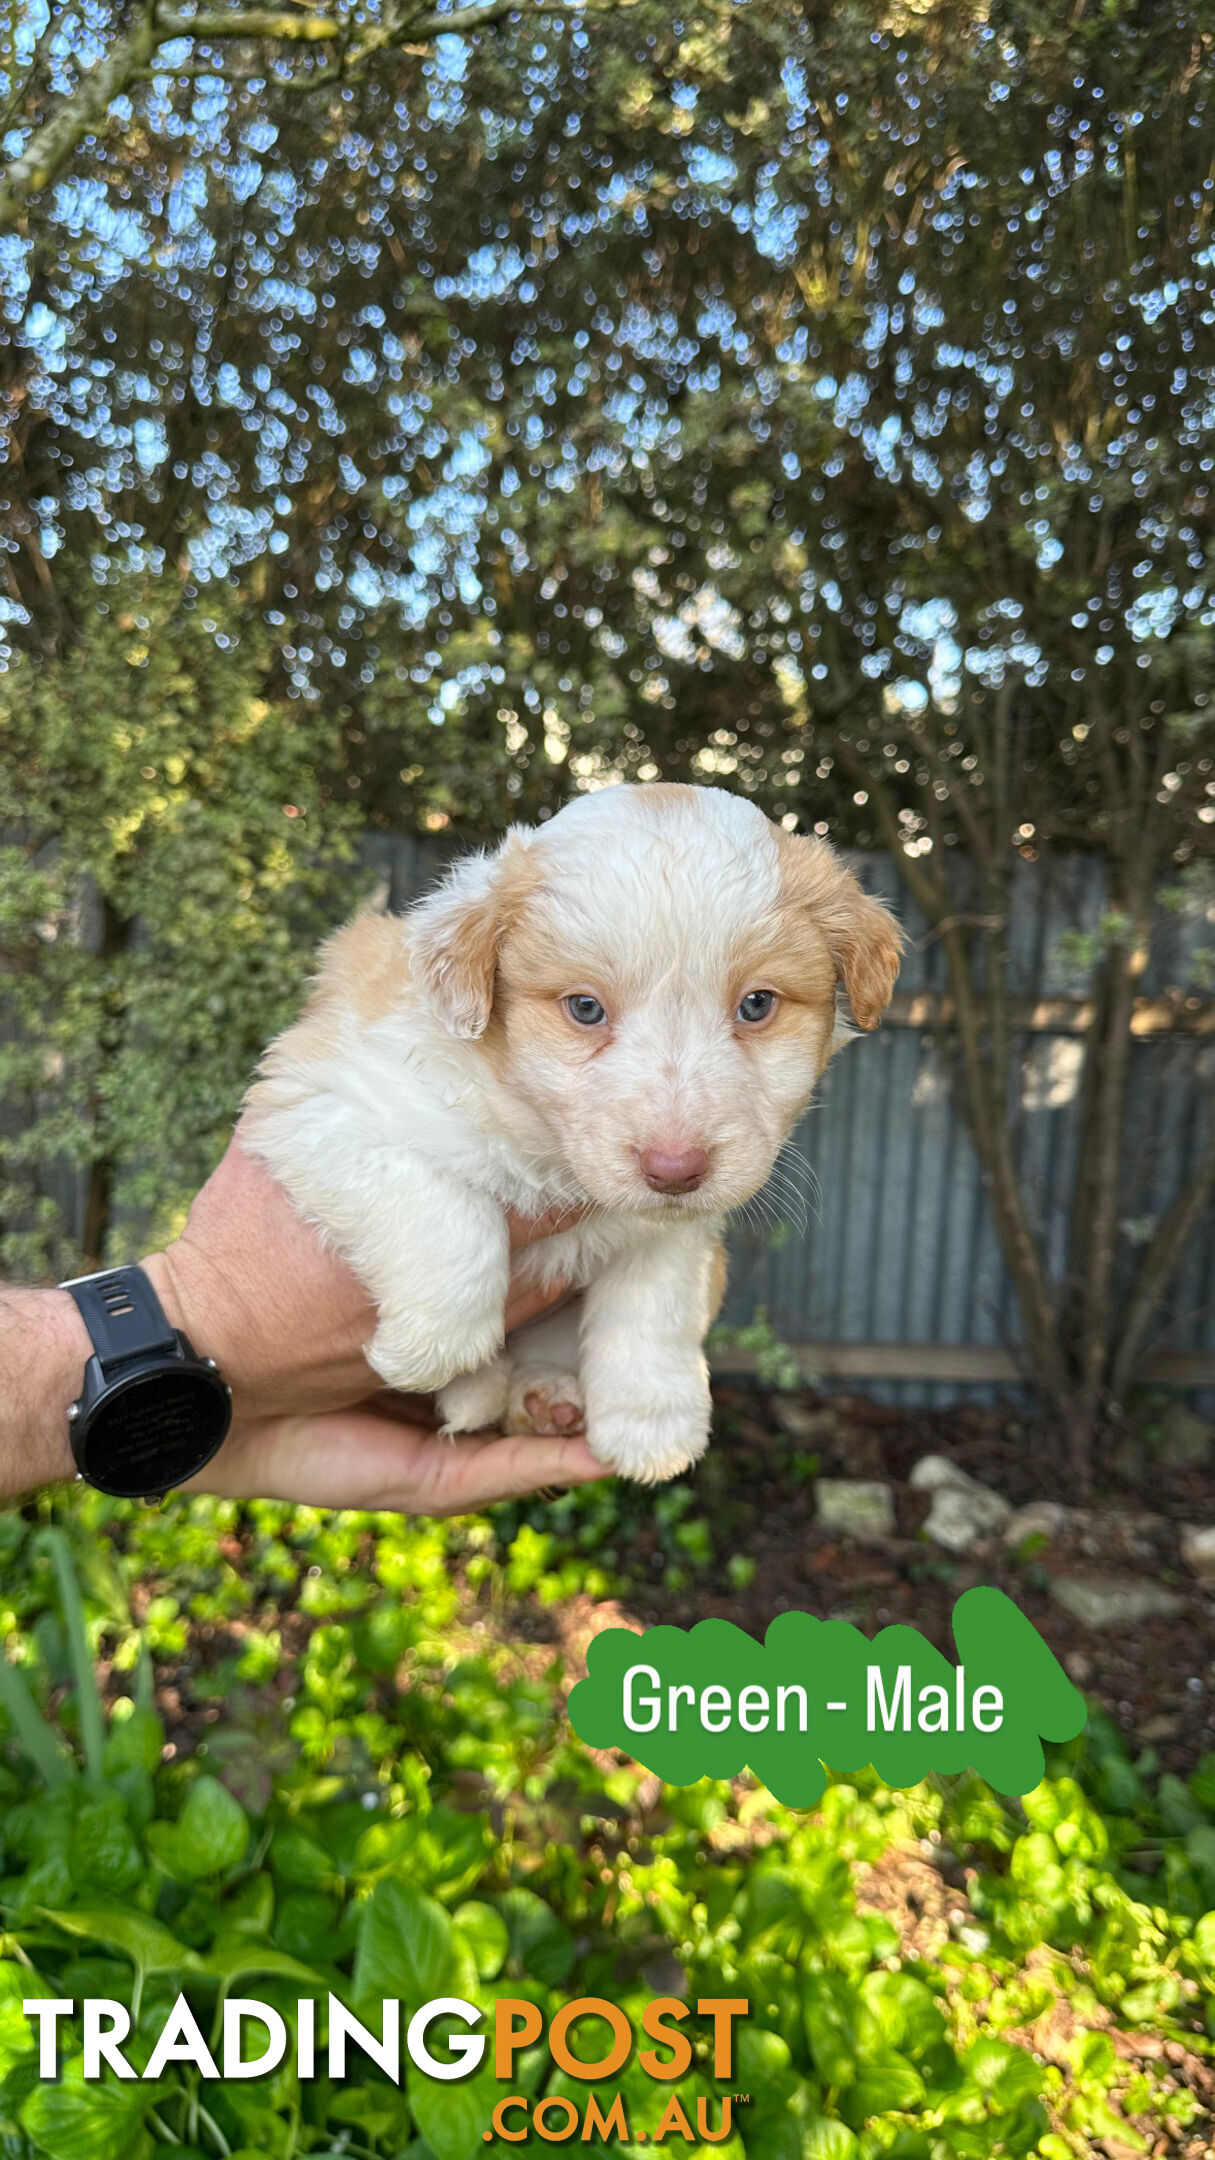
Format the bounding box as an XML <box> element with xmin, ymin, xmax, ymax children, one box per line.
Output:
<box><xmin>640</xmin><ymin>1146</ymin><xmax>710</xmax><ymax>1194</ymax></box>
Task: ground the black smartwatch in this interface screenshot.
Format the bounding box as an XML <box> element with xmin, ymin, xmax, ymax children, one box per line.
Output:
<box><xmin>59</xmin><ymin>1265</ymin><xmax>233</xmax><ymax>1499</ymax></box>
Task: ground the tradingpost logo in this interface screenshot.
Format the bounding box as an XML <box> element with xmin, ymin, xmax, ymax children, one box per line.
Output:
<box><xmin>23</xmin><ymin>1993</ymin><xmax>750</xmax><ymax>2144</ymax></box>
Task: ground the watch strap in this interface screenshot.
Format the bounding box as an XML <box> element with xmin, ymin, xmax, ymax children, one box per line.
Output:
<box><xmin>60</xmin><ymin>1266</ymin><xmax>180</xmax><ymax>1373</ymax></box>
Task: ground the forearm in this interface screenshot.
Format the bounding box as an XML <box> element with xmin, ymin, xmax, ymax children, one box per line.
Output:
<box><xmin>0</xmin><ymin>1285</ymin><xmax>90</xmax><ymax>1498</ymax></box>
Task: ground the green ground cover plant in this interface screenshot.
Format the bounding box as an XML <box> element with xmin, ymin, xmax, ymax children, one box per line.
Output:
<box><xmin>0</xmin><ymin>1494</ymin><xmax>1210</xmax><ymax>2160</ymax></box>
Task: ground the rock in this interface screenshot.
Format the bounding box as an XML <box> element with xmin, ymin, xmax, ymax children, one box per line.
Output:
<box><xmin>771</xmin><ymin>1399</ymin><xmax>836</xmax><ymax>1444</ymax></box>
<box><xmin>1136</xmin><ymin>1712</ymin><xmax>1182</xmax><ymax>1745</ymax></box>
<box><xmin>815</xmin><ymin>1479</ymin><xmax>896</xmax><ymax>1543</ymax></box>
<box><xmin>1049</xmin><ymin>1575</ymin><xmax>1185</xmax><ymax>1630</ymax></box>
<box><xmin>1065</xmin><ymin>1650</ymin><xmax>1093</xmax><ymax>1686</ymax></box>
<box><xmin>1180</xmin><ymin>1525</ymin><xmax>1215</xmax><ymax>1581</ymax></box>
<box><xmin>1002</xmin><ymin>1501</ymin><xmax>1074</xmax><ymax>1550</ymax></box>
<box><xmin>1157</xmin><ymin>1403</ymin><xmax>1212</xmax><ymax>1472</ymax></box>
<box><xmin>909</xmin><ymin>1453</ymin><xmax>972</xmax><ymax>1493</ymax></box>
<box><xmin>1078</xmin><ymin>1511</ymin><xmax>1163</xmax><ymax>1564</ymax></box>
<box><xmin>949</xmin><ymin>1917</ymin><xmax>991</xmax><ymax>1954</ymax></box>
<box><xmin>909</xmin><ymin>1457</ymin><xmax>1012</xmax><ymax>1553</ymax></box>
<box><xmin>923</xmin><ymin>1485</ymin><xmax>1013</xmax><ymax>1554</ymax></box>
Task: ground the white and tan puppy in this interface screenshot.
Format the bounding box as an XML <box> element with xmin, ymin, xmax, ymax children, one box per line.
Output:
<box><xmin>240</xmin><ymin>784</ymin><xmax>902</xmax><ymax>1482</ymax></box>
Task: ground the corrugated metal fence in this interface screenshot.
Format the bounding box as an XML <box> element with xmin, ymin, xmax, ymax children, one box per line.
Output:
<box><xmin>366</xmin><ymin>834</ymin><xmax>1215</xmax><ymax>1408</ymax></box>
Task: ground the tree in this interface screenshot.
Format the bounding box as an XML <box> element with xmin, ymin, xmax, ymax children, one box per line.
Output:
<box><xmin>0</xmin><ymin>582</ymin><xmax>363</xmax><ymax>1275</ymax></box>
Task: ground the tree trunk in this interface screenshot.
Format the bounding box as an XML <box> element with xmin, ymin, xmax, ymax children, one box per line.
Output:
<box><xmin>1066</xmin><ymin>926</ymin><xmax>1146</xmax><ymax>1433</ymax></box>
<box><xmin>935</xmin><ymin>921</ymin><xmax>1093</xmax><ymax>1487</ymax></box>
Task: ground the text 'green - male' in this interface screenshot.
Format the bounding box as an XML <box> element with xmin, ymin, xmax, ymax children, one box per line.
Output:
<box><xmin>568</xmin><ymin>1586</ymin><xmax>1086</xmax><ymax>1805</ymax></box>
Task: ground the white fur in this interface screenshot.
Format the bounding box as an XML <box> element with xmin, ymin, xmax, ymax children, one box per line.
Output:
<box><xmin>240</xmin><ymin>785</ymin><xmax>898</xmax><ymax>1482</ymax></box>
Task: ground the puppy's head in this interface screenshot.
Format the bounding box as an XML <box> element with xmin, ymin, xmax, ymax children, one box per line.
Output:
<box><xmin>411</xmin><ymin>785</ymin><xmax>902</xmax><ymax>1214</ymax></box>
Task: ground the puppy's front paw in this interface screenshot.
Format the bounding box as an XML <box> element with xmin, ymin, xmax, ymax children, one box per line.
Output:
<box><xmin>366</xmin><ymin>1310</ymin><xmax>504</xmax><ymax>1394</ymax></box>
<box><xmin>507</xmin><ymin>1370</ymin><xmax>585</xmax><ymax>1437</ymax></box>
<box><xmin>587</xmin><ymin>1403</ymin><xmax>710</xmax><ymax>1485</ymax></box>
<box><xmin>437</xmin><ymin>1355</ymin><xmax>512</xmax><ymax>1434</ymax></box>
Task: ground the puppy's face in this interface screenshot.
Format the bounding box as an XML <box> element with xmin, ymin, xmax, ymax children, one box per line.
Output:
<box><xmin>411</xmin><ymin>785</ymin><xmax>902</xmax><ymax>1216</ymax></box>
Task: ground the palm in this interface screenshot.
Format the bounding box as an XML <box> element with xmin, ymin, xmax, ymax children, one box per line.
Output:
<box><xmin>193</xmin><ymin>1402</ymin><xmax>602</xmax><ymax>1515</ymax></box>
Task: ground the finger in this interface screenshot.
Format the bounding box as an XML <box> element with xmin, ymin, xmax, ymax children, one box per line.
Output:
<box><xmin>427</xmin><ymin>1432</ymin><xmax>605</xmax><ymax>1513</ymax></box>
<box><xmin>186</xmin><ymin>1408</ymin><xmax>606</xmax><ymax>1515</ymax></box>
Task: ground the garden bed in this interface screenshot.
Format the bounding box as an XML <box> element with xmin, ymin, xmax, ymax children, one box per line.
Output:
<box><xmin>607</xmin><ymin>1385</ymin><xmax>1215</xmax><ymax>1778</ymax></box>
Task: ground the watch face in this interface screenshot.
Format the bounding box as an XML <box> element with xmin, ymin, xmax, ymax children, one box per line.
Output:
<box><xmin>76</xmin><ymin>1364</ymin><xmax>231</xmax><ymax>1498</ymax></box>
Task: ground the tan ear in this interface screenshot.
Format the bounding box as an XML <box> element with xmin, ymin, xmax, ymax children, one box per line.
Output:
<box><xmin>409</xmin><ymin>831</ymin><xmax>538</xmax><ymax>1038</ymax></box>
<box><xmin>832</xmin><ymin>881</ymin><xmax>905</xmax><ymax>1029</ymax></box>
<box><xmin>777</xmin><ymin>829</ymin><xmax>904</xmax><ymax>1031</ymax></box>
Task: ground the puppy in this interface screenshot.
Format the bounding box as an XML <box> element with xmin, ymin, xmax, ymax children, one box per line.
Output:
<box><xmin>240</xmin><ymin>784</ymin><xmax>902</xmax><ymax>1482</ymax></box>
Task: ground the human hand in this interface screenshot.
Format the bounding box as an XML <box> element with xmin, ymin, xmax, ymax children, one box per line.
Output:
<box><xmin>140</xmin><ymin>1134</ymin><xmax>583</xmax><ymax>1423</ymax></box>
<box><xmin>184</xmin><ymin>1399</ymin><xmax>600</xmax><ymax>1515</ymax></box>
<box><xmin>131</xmin><ymin>1134</ymin><xmax>603</xmax><ymax>1510</ymax></box>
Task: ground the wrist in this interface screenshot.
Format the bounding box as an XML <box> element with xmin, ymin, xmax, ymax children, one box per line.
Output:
<box><xmin>138</xmin><ymin>1245</ymin><xmax>240</xmax><ymax>1398</ymax></box>
<box><xmin>139</xmin><ymin>1242</ymin><xmax>278</xmax><ymax>1423</ymax></box>
<box><xmin>0</xmin><ymin>1286</ymin><xmax>90</xmax><ymax>1495</ymax></box>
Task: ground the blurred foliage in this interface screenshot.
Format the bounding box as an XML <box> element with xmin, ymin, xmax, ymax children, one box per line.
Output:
<box><xmin>0</xmin><ymin>0</ymin><xmax>1209</xmax><ymax>858</ymax></box>
<box><xmin>0</xmin><ymin>585</ymin><xmax>366</xmax><ymax>1276</ymax></box>
<box><xmin>0</xmin><ymin>1494</ymin><xmax>1209</xmax><ymax>2158</ymax></box>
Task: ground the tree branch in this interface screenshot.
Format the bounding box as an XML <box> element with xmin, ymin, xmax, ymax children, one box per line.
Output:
<box><xmin>0</xmin><ymin>6</ymin><xmax>160</xmax><ymax>233</ymax></box>
<box><xmin>0</xmin><ymin>0</ymin><xmax>613</xmax><ymax>234</ymax></box>
<box><xmin>1109</xmin><ymin>1094</ymin><xmax>1215</xmax><ymax>1406</ymax></box>
<box><xmin>0</xmin><ymin>2</ymin><xmax>77</xmax><ymax>131</ymax></box>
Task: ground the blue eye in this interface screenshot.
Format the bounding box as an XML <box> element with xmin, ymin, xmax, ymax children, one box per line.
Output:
<box><xmin>564</xmin><ymin>994</ymin><xmax>607</xmax><ymax>1026</ymax></box>
<box><xmin>737</xmin><ymin>989</ymin><xmax>777</xmax><ymax>1024</ymax></box>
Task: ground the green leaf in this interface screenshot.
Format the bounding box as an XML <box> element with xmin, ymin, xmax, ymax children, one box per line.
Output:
<box><xmin>411</xmin><ymin>2063</ymin><xmax>501</xmax><ymax>2160</ymax></box>
<box><xmin>799</xmin><ymin>2124</ymin><xmax>858</xmax><ymax>2160</ymax></box>
<box><xmin>354</xmin><ymin>1807</ymin><xmax>491</xmax><ymax>1902</ymax></box>
<box><xmin>0</xmin><ymin>1655</ymin><xmax>73</xmax><ymax>1790</ymax></box>
<box><xmin>964</xmin><ymin>2037</ymin><xmax>1043</xmax><ymax>2108</ymax></box>
<box><xmin>1191</xmin><ymin>1910</ymin><xmax>1215</xmax><ymax>1968</ymax></box>
<box><xmin>41</xmin><ymin>1908</ymin><xmax>207</xmax><ymax>1981</ymax></box>
<box><xmin>20</xmin><ymin>2057</ymin><xmax>163</xmax><ymax>2160</ymax></box>
<box><xmin>496</xmin><ymin>1887</ymin><xmax>574</xmax><ymax>1986</ymax></box>
<box><xmin>328</xmin><ymin>2085</ymin><xmax>413</xmax><ymax>2140</ymax></box>
<box><xmin>147</xmin><ymin>1775</ymin><xmax>249</xmax><ymax>1881</ymax></box>
<box><xmin>802</xmin><ymin>1973</ymin><xmax>858</xmax><ymax>2089</ymax></box>
<box><xmin>732</xmin><ymin>2025</ymin><xmax>792</xmax><ymax>2087</ymax></box>
<box><xmin>453</xmin><ymin>1900</ymin><xmax>509</xmax><ymax>1981</ymax></box>
<box><xmin>858</xmin><ymin>1971</ymin><xmax>943</xmax><ymax>2061</ymax></box>
<box><xmin>69</xmin><ymin>1794</ymin><xmax>142</xmax><ymax>1896</ymax></box>
<box><xmin>269</xmin><ymin>1826</ymin><xmax>335</xmax><ymax>1889</ymax></box>
<box><xmin>272</xmin><ymin>1888</ymin><xmax>337</xmax><ymax>1964</ymax></box>
<box><xmin>202</xmin><ymin>1938</ymin><xmax>323</xmax><ymax>1995</ymax></box>
<box><xmin>224</xmin><ymin>1872</ymin><xmax>276</xmax><ymax>1939</ymax></box>
<box><xmin>1071</xmin><ymin>2031</ymin><xmax>1116</xmax><ymax>2083</ymax></box>
<box><xmin>42</xmin><ymin>1531</ymin><xmax>105</xmax><ymax>1786</ymax></box>
<box><xmin>354</xmin><ymin>1878</ymin><xmax>456</xmax><ymax>2008</ymax></box>
<box><xmin>178</xmin><ymin>1774</ymin><xmax>250</xmax><ymax>1873</ymax></box>
<box><xmin>841</xmin><ymin>2052</ymin><xmax>926</xmax><ymax>2122</ymax></box>
<box><xmin>102</xmin><ymin>1706</ymin><xmax>164</xmax><ymax>1778</ymax></box>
